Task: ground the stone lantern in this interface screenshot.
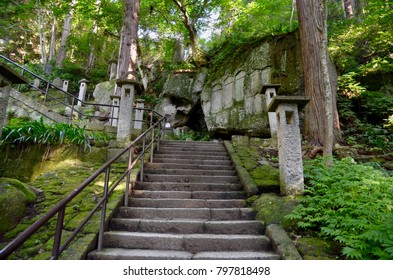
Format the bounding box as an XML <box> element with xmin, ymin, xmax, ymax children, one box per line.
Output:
<box><xmin>0</xmin><ymin>62</ymin><xmax>28</xmax><ymax>138</ymax></box>
<box><xmin>77</xmin><ymin>78</ymin><xmax>89</xmax><ymax>106</ymax></box>
<box><xmin>115</xmin><ymin>79</ymin><xmax>142</xmax><ymax>143</ymax></box>
<box><xmin>268</xmin><ymin>95</ymin><xmax>310</xmax><ymax>196</ymax></box>
<box><xmin>134</xmin><ymin>99</ymin><xmax>145</xmax><ymax>131</ymax></box>
<box><xmin>262</xmin><ymin>84</ymin><xmax>281</xmax><ymax>138</ymax></box>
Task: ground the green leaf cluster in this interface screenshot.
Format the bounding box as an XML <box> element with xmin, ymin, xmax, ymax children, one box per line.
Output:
<box><xmin>286</xmin><ymin>157</ymin><xmax>393</xmax><ymax>260</ymax></box>
<box><xmin>1</xmin><ymin>118</ymin><xmax>107</xmax><ymax>150</ymax></box>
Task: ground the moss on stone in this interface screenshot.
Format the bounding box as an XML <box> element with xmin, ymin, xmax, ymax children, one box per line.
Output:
<box><xmin>0</xmin><ymin>184</ymin><xmax>26</xmax><ymax>234</ymax></box>
<box><xmin>0</xmin><ymin>178</ymin><xmax>36</xmax><ymax>203</ymax></box>
<box><xmin>296</xmin><ymin>237</ymin><xmax>341</xmax><ymax>260</ymax></box>
<box><xmin>252</xmin><ymin>193</ymin><xmax>299</xmax><ymax>228</ymax></box>
<box><xmin>250</xmin><ymin>165</ymin><xmax>280</xmax><ymax>193</ymax></box>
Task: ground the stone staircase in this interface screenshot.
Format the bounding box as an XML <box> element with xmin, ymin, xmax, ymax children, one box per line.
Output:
<box><xmin>88</xmin><ymin>140</ymin><xmax>280</xmax><ymax>260</ymax></box>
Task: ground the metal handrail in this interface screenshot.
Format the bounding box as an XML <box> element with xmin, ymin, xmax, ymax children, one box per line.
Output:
<box><xmin>0</xmin><ymin>111</ymin><xmax>166</xmax><ymax>260</ymax></box>
<box><xmin>0</xmin><ymin>55</ymin><xmax>119</xmax><ymax>124</ymax></box>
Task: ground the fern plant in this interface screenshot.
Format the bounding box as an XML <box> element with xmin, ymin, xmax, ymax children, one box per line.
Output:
<box><xmin>286</xmin><ymin>157</ymin><xmax>393</xmax><ymax>260</ymax></box>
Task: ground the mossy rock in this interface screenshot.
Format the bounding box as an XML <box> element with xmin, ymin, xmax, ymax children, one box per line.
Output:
<box><xmin>250</xmin><ymin>165</ymin><xmax>280</xmax><ymax>192</ymax></box>
<box><xmin>0</xmin><ymin>182</ymin><xmax>27</xmax><ymax>235</ymax></box>
<box><xmin>296</xmin><ymin>237</ymin><xmax>341</xmax><ymax>260</ymax></box>
<box><xmin>0</xmin><ymin>178</ymin><xmax>36</xmax><ymax>203</ymax></box>
<box><xmin>252</xmin><ymin>193</ymin><xmax>299</xmax><ymax>229</ymax></box>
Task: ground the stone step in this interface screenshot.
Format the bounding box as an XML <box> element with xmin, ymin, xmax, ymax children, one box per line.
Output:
<box><xmin>132</xmin><ymin>190</ymin><xmax>245</xmax><ymax>199</ymax></box>
<box><xmin>153</xmin><ymin>153</ymin><xmax>230</xmax><ymax>160</ymax></box>
<box><xmin>128</xmin><ymin>198</ymin><xmax>246</xmax><ymax>208</ymax></box>
<box><xmin>158</xmin><ymin>147</ymin><xmax>227</xmax><ymax>153</ymax></box>
<box><xmin>109</xmin><ymin>218</ymin><xmax>265</xmax><ymax>235</ymax></box>
<box><xmin>142</xmin><ymin>174</ymin><xmax>239</xmax><ymax>184</ymax></box>
<box><xmin>152</xmin><ymin>158</ymin><xmax>233</xmax><ymax>165</ymax></box>
<box><xmin>134</xmin><ymin>182</ymin><xmax>243</xmax><ymax>192</ymax></box>
<box><xmin>145</xmin><ymin>162</ymin><xmax>231</xmax><ymax>171</ymax></box>
<box><xmin>161</xmin><ymin>140</ymin><xmax>224</xmax><ymax>147</ymax></box>
<box><xmin>102</xmin><ymin>232</ymin><xmax>272</xmax><ymax>252</ymax></box>
<box><xmin>88</xmin><ymin>248</ymin><xmax>280</xmax><ymax>260</ymax></box>
<box><xmin>143</xmin><ymin>168</ymin><xmax>236</xmax><ymax>176</ymax></box>
<box><xmin>117</xmin><ymin>207</ymin><xmax>255</xmax><ymax>220</ymax></box>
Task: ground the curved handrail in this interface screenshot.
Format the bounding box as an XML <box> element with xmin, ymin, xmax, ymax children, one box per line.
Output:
<box><xmin>0</xmin><ymin>111</ymin><xmax>166</xmax><ymax>260</ymax></box>
<box><xmin>0</xmin><ymin>55</ymin><xmax>120</xmax><ymax>124</ymax></box>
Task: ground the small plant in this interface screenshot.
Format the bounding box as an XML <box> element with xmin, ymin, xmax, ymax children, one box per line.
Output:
<box><xmin>286</xmin><ymin>157</ymin><xmax>393</xmax><ymax>260</ymax></box>
<box><xmin>1</xmin><ymin>118</ymin><xmax>109</xmax><ymax>150</ymax></box>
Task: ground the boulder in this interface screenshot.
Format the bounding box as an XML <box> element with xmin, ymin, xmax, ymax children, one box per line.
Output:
<box><xmin>92</xmin><ymin>80</ymin><xmax>116</xmax><ymax>105</ymax></box>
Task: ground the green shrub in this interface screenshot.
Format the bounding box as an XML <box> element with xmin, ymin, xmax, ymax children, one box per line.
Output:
<box><xmin>286</xmin><ymin>157</ymin><xmax>393</xmax><ymax>260</ymax></box>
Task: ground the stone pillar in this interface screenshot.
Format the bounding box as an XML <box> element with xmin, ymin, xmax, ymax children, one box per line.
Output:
<box><xmin>0</xmin><ymin>63</ymin><xmax>27</xmax><ymax>138</ymax></box>
<box><xmin>77</xmin><ymin>78</ymin><xmax>89</xmax><ymax>106</ymax></box>
<box><xmin>109</xmin><ymin>60</ymin><xmax>117</xmax><ymax>81</ymax></box>
<box><xmin>262</xmin><ymin>84</ymin><xmax>280</xmax><ymax>138</ymax></box>
<box><xmin>116</xmin><ymin>79</ymin><xmax>140</xmax><ymax>143</ymax></box>
<box><xmin>110</xmin><ymin>95</ymin><xmax>121</xmax><ymax>127</ymax></box>
<box><xmin>63</xmin><ymin>80</ymin><xmax>69</xmax><ymax>92</ymax></box>
<box><xmin>268</xmin><ymin>96</ymin><xmax>310</xmax><ymax>196</ymax></box>
<box><xmin>134</xmin><ymin>99</ymin><xmax>145</xmax><ymax>130</ymax></box>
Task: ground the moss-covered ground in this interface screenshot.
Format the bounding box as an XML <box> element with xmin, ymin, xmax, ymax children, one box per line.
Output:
<box><xmin>0</xmin><ymin>145</ymin><xmax>138</xmax><ymax>260</ymax></box>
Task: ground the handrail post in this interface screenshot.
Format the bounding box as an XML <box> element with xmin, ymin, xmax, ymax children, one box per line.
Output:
<box><xmin>124</xmin><ymin>147</ymin><xmax>133</xmax><ymax>207</ymax></box>
<box><xmin>44</xmin><ymin>82</ymin><xmax>50</xmax><ymax>106</ymax></box>
<box><xmin>149</xmin><ymin>112</ymin><xmax>155</xmax><ymax>163</ymax></box>
<box><xmin>156</xmin><ymin>122</ymin><xmax>161</xmax><ymax>152</ymax></box>
<box><xmin>98</xmin><ymin>167</ymin><xmax>111</xmax><ymax>251</ymax></box>
<box><xmin>70</xmin><ymin>97</ymin><xmax>75</xmax><ymax>122</ymax></box>
<box><xmin>51</xmin><ymin>207</ymin><xmax>65</xmax><ymax>260</ymax></box>
<box><xmin>140</xmin><ymin>135</ymin><xmax>146</xmax><ymax>182</ymax></box>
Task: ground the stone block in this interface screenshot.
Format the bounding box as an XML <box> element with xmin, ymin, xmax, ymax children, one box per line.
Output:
<box><xmin>234</xmin><ymin>71</ymin><xmax>246</xmax><ymax>102</ymax></box>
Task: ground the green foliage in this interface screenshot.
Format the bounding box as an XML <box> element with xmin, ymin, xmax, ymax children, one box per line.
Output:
<box><xmin>1</xmin><ymin>118</ymin><xmax>109</xmax><ymax>150</ymax></box>
<box><xmin>286</xmin><ymin>157</ymin><xmax>393</xmax><ymax>260</ymax></box>
<box><xmin>337</xmin><ymin>72</ymin><xmax>366</xmax><ymax>98</ymax></box>
<box><xmin>175</xmin><ymin>130</ymin><xmax>211</xmax><ymax>141</ymax></box>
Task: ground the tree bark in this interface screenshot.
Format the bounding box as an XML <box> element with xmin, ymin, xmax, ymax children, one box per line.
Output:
<box><xmin>37</xmin><ymin>7</ymin><xmax>47</xmax><ymax>65</ymax></box>
<box><xmin>116</xmin><ymin>0</ymin><xmax>140</xmax><ymax>81</ymax></box>
<box><xmin>343</xmin><ymin>0</ymin><xmax>355</xmax><ymax>18</ymax></box>
<box><xmin>320</xmin><ymin>0</ymin><xmax>334</xmax><ymax>158</ymax></box>
<box><xmin>56</xmin><ymin>4</ymin><xmax>75</xmax><ymax>68</ymax></box>
<box><xmin>296</xmin><ymin>0</ymin><xmax>341</xmax><ymax>147</ymax></box>
<box><xmin>48</xmin><ymin>16</ymin><xmax>56</xmax><ymax>62</ymax></box>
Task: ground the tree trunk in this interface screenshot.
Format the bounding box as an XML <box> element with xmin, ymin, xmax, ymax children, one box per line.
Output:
<box><xmin>172</xmin><ymin>0</ymin><xmax>204</xmax><ymax>66</ymax></box>
<box><xmin>296</xmin><ymin>0</ymin><xmax>341</xmax><ymax>147</ymax></box>
<box><xmin>37</xmin><ymin>6</ymin><xmax>47</xmax><ymax>65</ymax></box>
<box><xmin>86</xmin><ymin>0</ymin><xmax>101</xmax><ymax>72</ymax></box>
<box><xmin>320</xmin><ymin>0</ymin><xmax>334</xmax><ymax>158</ymax></box>
<box><xmin>116</xmin><ymin>0</ymin><xmax>140</xmax><ymax>81</ymax></box>
<box><xmin>56</xmin><ymin>3</ymin><xmax>75</xmax><ymax>68</ymax></box>
<box><xmin>48</xmin><ymin>16</ymin><xmax>56</xmax><ymax>62</ymax></box>
<box><xmin>343</xmin><ymin>0</ymin><xmax>355</xmax><ymax>18</ymax></box>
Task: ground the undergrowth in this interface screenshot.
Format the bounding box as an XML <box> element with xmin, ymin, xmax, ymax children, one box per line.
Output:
<box><xmin>1</xmin><ymin>118</ymin><xmax>109</xmax><ymax>150</ymax></box>
<box><xmin>286</xmin><ymin>157</ymin><xmax>393</xmax><ymax>260</ymax></box>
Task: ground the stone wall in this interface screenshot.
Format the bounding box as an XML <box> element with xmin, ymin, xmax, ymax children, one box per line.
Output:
<box><xmin>201</xmin><ymin>32</ymin><xmax>302</xmax><ymax>137</ymax></box>
<box><xmin>156</xmin><ymin>31</ymin><xmax>303</xmax><ymax>138</ymax></box>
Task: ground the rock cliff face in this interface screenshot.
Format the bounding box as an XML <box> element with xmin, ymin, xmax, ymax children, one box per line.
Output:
<box><xmin>157</xmin><ymin>31</ymin><xmax>303</xmax><ymax>137</ymax></box>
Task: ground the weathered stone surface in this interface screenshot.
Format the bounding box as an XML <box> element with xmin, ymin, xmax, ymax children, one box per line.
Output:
<box><xmin>92</xmin><ymin>80</ymin><xmax>116</xmax><ymax>105</ymax></box>
<box><xmin>266</xmin><ymin>224</ymin><xmax>302</xmax><ymax>260</ymax></box>
<box><xmin>156</xmin><ymin>32</ymin><xmax>303</xmax><ymax>137</ymax></box>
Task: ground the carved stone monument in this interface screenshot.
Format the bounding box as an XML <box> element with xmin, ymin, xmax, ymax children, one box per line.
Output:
<box><xmin>268</xmin><ymin>95</ymin><xmax>310</xmax><ymax>196</ymax></box>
